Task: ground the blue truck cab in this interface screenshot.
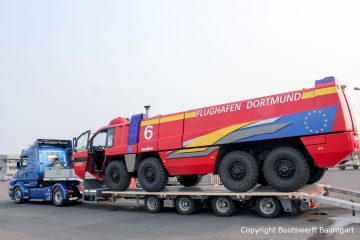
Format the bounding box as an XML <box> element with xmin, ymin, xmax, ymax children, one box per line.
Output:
<box><xmin>8</xmin><ymin>139</ymin><xmax>81</xmax><ymax>206</ymax></box>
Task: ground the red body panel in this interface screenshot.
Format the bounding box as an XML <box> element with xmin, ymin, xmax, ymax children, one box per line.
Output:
<box><xmin>73</xmin><ymin>78</ymin><xmax>358</xmax><ymax>180</ymax></box>
<box><xmin>302</xmin><ymin>132</ymin><xmax>358</xmax><ymax>167</ymax></box>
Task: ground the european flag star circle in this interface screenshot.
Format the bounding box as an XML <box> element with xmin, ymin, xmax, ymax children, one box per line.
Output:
<box><xmin>304</xmin><ymin>110</ymin><xmax>328</xmax><ymax>134</ymax></box>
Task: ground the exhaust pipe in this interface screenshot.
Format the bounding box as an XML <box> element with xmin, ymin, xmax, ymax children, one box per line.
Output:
<box><xmin>144</xmin><ymin>105</ymin><xmax>151</xmax><ymax>118</ymax></box>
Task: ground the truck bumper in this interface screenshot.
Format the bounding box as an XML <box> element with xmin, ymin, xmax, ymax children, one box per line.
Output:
<box><xmin>301</xmin><ymin>132</ymin><xmax>359</xmax><ymax>168</ymax></box>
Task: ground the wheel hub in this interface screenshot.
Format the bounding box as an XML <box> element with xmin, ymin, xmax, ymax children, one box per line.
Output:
<box><xmin>260</xmin><ymin>198</ymin><xmax>275</xmax><ymax>214</ymax></box>
<box><xmin>54</xmin><ymin>191</ymin><xmax>63</xmax><ymax>203</ymax></box>
<box><xmin>148</xmin><ymin>198</ymin><xmax>157</xmax><ymax>209</ymax></box>
<box><xmin>110</xmin><ymin>169</ymin><xmax>121</xmax><ymax>183</ymax></box>
<box><xmin>229</xmin><ymin>163</ymin><xmax>246</xmax><ymax>181</ymax></box>
<box><xmin>275</xmin><ymin>160</ymin><xmax>295</xmax><ymax>179</ymax></box>
<box><xmin>179</xmin><ymin>198</ymin><xmax>191</xmax><ymax>211</ymax></box>
<box><xmin>217</xmin><ymin>199</ymin><xmax>230</xmax><ymax>213</ymax></box>
<box><xmin>145</xmin><ymin>167</ymin><xmax>156</xmax><ymax>183</ymax></box>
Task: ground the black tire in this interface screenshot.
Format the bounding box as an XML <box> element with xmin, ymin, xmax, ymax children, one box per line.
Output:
<box><xmin>138</xmin><ymin>157</ymin><xmax>168</xmax><ymax>192</ymax></box>
<box><xmin>105</xmin><ymin>161</ymin><xmax>131</xmax><ymax>191</ymax></box>
<box><xmin>353</xmin><ymin>165</ymin><xmax>359</xmax><ymax>170</ymax></box>
<box><xmin>176</xmin><ymin>175</ymin><xmax>203</xmax><ymax>187</ymax></box>
<box><xmin>263</xmin><ymin>147</ymin><xmax>310</xmax><ymax>192</ymax></box>
<box><xmin>52</xmin><ymin>186</ymin><xmax>66</xmax><ymax>207</ymax></box>
<box><xmin>339</xmin><ymin>165</ymin><xmax>345</xmax><ymax>170</ymax></box>
<box><xmin>13</xmin><ymin>187</ymin><xmax>24</xmax><ymax>204</ymax></box>
<box><xmin>144</xmin><ymin>196</ymin><xmax>164</xmax><ymax>213</ymax></box>
<box><xmin>175</xmin><ymin>196</ymin><xmax>197</xmax><ymax>215</ymax></box>
<box><xmin>258</xmin><ymin>171</ymin><xmax>268</xmax><ymax>186</ymax></box>
<box><xmin>307</xmin><ymin>166</ymin><xmax>326</xmax><ymax>184</ymax></box>
<box><xmin>211</xmin><ymin>197</ymin><xmax>236</xmax><ymax>217</ymax></box>
<box><xmin>219</xmin><ymin>151</ymin><xmax>259</xmax><ymax>192</ymax></box>
<box><xmin>255</xmin><ymin>197</ymin><xmax>282</xmax><ymax>218</ymax></box>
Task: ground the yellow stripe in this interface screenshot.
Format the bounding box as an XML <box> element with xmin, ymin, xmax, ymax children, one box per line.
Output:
<box><xmin>160</xmin><ymin>114</ymin><xmax>184</xmax><ymax>123</ymax></box>
<box><xmin>185</xmin><ymin>111</ymin><xmax>196</xmax><ymax>118</ymax></box>
<box><xmin>140</xmin><ymin>118</ymin><xmax>160</xmax><ymax>126</ymax></box>
<box><xmin>178</xmin><ymin>121</ymin><xmax>253</xmax><ymax>153</ymax></box>
<box><xmin>177</xmin><ymin>147</ymin><xmax>208</xmax><ymax>153</ymax></box>
<box><xmin>302</xmin><ymin>86</ymin><xmax>339</xmax><ymax>99</ymax></box>
<box><xmin>141</xmin><ymin>111</ymin><xmax>197</xmax><ymax>126</ymax></box>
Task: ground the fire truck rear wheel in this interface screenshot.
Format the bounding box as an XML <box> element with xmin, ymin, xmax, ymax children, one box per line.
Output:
<box><xmin>307</xmin><ymin>166</ymin><xmax>326</xmax><ymax>184</ymax></box>
<box><xmin>176</xmin><ymin>175</ymin><xmax>203</xmax><ymax>187</ymax></box>
<box><xmin>138</xmin><ymin>157</ymin><xmax>168</xmax><ymax>192</ymax></box>
<box><xmin>105</xmin><ymin>161</ymin><xmax>131</xmax><ymax>191</ymax></box>
<box><xmin>219</xmin><ymin>151</ymin><xmax>259</xmax><ymax>192</ymax></box>
<box><xmin>263</xmin><ymin>147</ymin><xmax>310</xmax><ymax>192</ymax></box>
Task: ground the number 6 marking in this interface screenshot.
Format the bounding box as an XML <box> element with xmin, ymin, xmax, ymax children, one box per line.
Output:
<box><xmin>144</xmin><ymin>125</ymin><xmax>153</xmax><ymax>140</ymax></box>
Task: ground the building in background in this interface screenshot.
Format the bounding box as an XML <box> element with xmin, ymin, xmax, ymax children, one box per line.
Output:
<box><xmin>0</xmin><ymin>155</ymin><xmax>20</xmax><ymax>180</ymax></box>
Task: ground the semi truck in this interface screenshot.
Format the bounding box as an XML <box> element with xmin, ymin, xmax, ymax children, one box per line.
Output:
<box><xmin>73</xmin><ymin>76</ymin><xmax>359</xmax><ymax>193</ymax></box>
<box><xmin>8</xmin><ymin>139</ymin><xmax>81</xmax><ymax>206</ymax></box>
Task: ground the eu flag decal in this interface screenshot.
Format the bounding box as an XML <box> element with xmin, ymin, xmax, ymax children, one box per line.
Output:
<box><xmin>304</xmin><ymin>110</ymin><xmax>330</xmax><ymax>134</ymax></box>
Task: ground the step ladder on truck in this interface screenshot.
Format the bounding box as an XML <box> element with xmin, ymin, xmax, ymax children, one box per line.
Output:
<box><xmin>81</xmin><ymin>178</ymin><xmax>360</xmax><ymax>218</ymax></box>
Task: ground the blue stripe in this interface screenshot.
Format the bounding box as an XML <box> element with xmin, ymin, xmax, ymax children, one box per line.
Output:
<box><xmin>315</xmin><ymin>76</ymin><xmax>336</xmax><ymax>85</ymax></box>
<box><xmin>236</xmin><ymin>105</ymin><xmax>338</xmax><ymax>143</ymax></box>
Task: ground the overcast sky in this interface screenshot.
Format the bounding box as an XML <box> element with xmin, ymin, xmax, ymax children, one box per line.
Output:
<box><xmin>0</xmin><ymin>0</ymin><xmax>359</xmax><ymax>154</ymax></box>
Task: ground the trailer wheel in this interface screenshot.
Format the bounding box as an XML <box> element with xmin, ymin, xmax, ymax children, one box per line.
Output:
<box><xmin>105</xmin><ymin>161</ymin><xmax>131</xmax><ymax>191</ymax></box>
<box><xmin>263</xmin><ymin>147</ymin><xmax>309</xmax><ymax>192</ymax></box>
<box><xmin>52</xmin><ymin>186</ymin><xmax>65</xmax><ymax>207</ymax></box>
<box><xmin>307</xmin><ymin>166</ymin><xmax>326</xmax><ymax>184</ymax></box>
<box><xmin>255</xmin><ymin>197</ymin><xmax>282</xmax><ymax>218</ymax></box>
<box><xmin>144</xmin><ymin>196</ymin><xmax>164</xmax><ymax>213</ymax></box>
<box><xmin>219</xmin><ymin>151</ymin><xmax>259</xmax><ymax>192</ymax></box>
<box><xmin>175</xmin><ymin>196</ymin><xmax>197</xmax><ymax>215</ymax></box>
<box><xmin>176</xmin><ymin>175</ymin><xmax>203</xmax><ymax>187</ymax></box>
<box><xmin>211</xmin><ymin>197</ymin><xmax>236</xmax><ymax>217</ymax></box>
<box><xmin>13</xmin><ymin>187</ymin><xmax>24</xmax><ymax>204</ymax></box>
<box><xmin>138</xmin><ymin>157</ymin><xmax>168</xmax><ymax>192</ymax></box>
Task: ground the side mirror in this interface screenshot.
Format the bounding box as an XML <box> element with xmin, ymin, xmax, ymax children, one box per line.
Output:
<box><xmin>16</xmin><ymin>162</ymin><xmax>21</xmax><ymax>169</ymax></box>
<box><xmin>73</xmin><ymin>137</ymin><xmax>77</xmax><ymax>148</ymax></box>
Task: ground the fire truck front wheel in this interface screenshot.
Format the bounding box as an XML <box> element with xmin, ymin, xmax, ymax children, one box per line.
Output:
<box><xmin>263</xmin><ymin>147</ymin><xmax>310</xmax><ymax>192</ymax></box>
<box><xmin>219</xmin><ymin>151</ymin><xmax>259</xmax><ymax>192</ymax></box>
<box><xmin>138</xmin><ymin>157</ymin><xmax>168</xmax><ymax>192</ymax></box>
<box><xmin>105</xmin><ymin>161</ymin><xmax>131</xmax><ymax>191</ymax></box>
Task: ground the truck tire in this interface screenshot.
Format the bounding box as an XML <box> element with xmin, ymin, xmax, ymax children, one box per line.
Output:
<box><xmin>176</xmin><ymin>175</ymin><xmax>202</xmax><ymax>187</ymax></box>
<box><xmin>219</xmin><ymin>151</ymin><xmax>259</xmax><ymax>192</ymax></box>
<box><xmin>255</xmin><ymin>197</ymin><xmax>282</xmax><ymax>218</ymax></box>
<box><xmin>105</xmin><ymin>161</ymin><xmax>131</xmax><ymax>191</ymax></box>
<box><xmin>175</xmin><ymin>196</ymin><xmax>198</xmax><ymax>215</ymax></box>
<box><xmin>211</xmin><ymin>197</ymin><xmax>236</xmax><ymax>217</ymax></box>
<box><xmin>144</xmin><ymin>196</ymin><xmax>164</xmax><ymax>213</ymax></box>
<box><xmin>138</xmin><ymin>157</ymin><xmax>168</xmax><ymax>192</ymax></box>
<box><xmin>263</xmin><ymin>147</ymin><xmax>310</xmax><ymax>192</ymax></box>
<box><xmin>52</xmin><ymin>186</ymin><xmax>65</xmax><ymax>207</ymax></box>
<box><xmin>258</xmin><ymin>172</ymin><xmax>268</xmax><ymax>186</ymax></box>
<box><xmin>13</xmin><ymin>187</ymin><xmax>24</xmax><ymax>204</ymax></box>
<box><xmin>307</xmin><ymin>166</ymin><xmax>325</xmax><ymax>184</ymax></box>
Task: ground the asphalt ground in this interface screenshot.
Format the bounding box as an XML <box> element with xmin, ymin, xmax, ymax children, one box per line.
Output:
<box><xmin>1</xmin><ymin>170</ymin><xmax>360</xmax><ymax>240</ymax></box>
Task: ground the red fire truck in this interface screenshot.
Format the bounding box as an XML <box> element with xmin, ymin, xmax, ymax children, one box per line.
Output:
<box><xmin>73</xmin><ymin>77</ymin><xmax>359</xmax><ymax>193</ymax></box>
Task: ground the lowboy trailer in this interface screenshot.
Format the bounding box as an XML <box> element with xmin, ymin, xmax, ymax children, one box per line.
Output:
<box><xmin>81</xmin><ymin>179</ymin><xmax>360</xmax><ymax>218</ymax></box>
